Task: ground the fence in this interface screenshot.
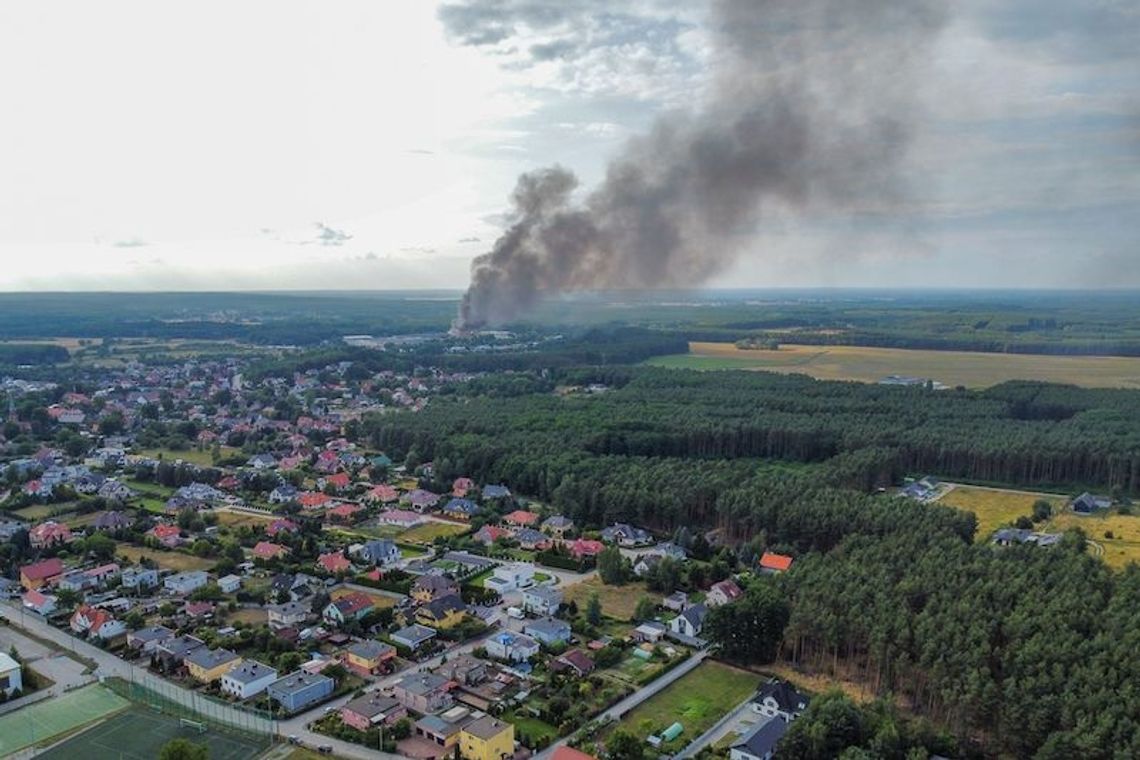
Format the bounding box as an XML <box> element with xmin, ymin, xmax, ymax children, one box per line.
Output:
<box><xmin>102</xmin><ymin>671</ymin><xmax>276</xmax><ymax>739</ymax></box>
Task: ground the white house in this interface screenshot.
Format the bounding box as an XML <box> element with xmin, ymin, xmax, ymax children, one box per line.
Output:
<box><xmin>521</xmin><ymin>585</ymin><xmax>562</xmax><ymax>616</ymax></box>
<box><xmin>221</xmin><ymin>661</ymin><xmax>279</xmax><ymax>700</ymax></box>
<box><xmin>669</xmin><ymin>603</ymin><xmax>708</xmax><ymax>638</ymax></box>
<box><xmin>122</xmin><ymin>566</ymin><xmax>159</xmax><ymax>590</ymax></box>
<box><xmin>164</xmin><ymin>570</ymin><xmax>209</xmax><ymax>595</ymax></box>
<box><xmin>484</xmin><ymin>562</ymin><xmax>535</xmax><ymax>594</ymax></box>
<box><xmin>484</xmin><ymin>631</ymin><xmax>540</xmax><ymax>662</ymax></box>
<box><xmin>218</xmin><ymin>574</ymin><xmax>242</xmax><ymax>594</ymax></box>
<box><xmin>268</xmin><ymin>601</ymin><xmax>310</xmax><ymax>630</ymax></box>
<box><xmin>751</xmin><ymin>680</ymin><xmax>811</xmax><ymax>722</ymax></box>
<box><xmin>0</xmin><ymin>651</ymin><xmax>22</xmax><ymax>697</ymax></box>
<box><xmin>706</xmin><ymin>579</ymin><xmax>744</xmax><ymax>608</ymax></box>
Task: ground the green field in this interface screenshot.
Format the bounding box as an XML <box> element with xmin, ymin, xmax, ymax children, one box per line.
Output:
<box><xmin>117</xmin><ymin>543</ymin><xmax>216</xmax><ymax>572</ymax></box>
<box><xmin>36</xmin><ymin>706</ymin><xmax>268</xmax><ymax>760</ymax></box>
<box><xmin>564</xmin><ymin>577</ymin><xmax>661</xmax><ymax>622</ymax></box>
<box><xmin>617</xmin><ymin>661</ymin><xmax>760</xmax><ymax>752</ymax></box>
<box><xmin>399</xmin><ymin>520</ymin><xmax>471</xmax><ymax>543</ymax></box>
<box><xmin>0</xmin><ymin>684</ymin><xmax>130</xmax><ymax>756</ymax></box>
<box><xmin>646</xmin><ymin>342</ymin><xmax>1140</xmax><ymax>389</ymax></box>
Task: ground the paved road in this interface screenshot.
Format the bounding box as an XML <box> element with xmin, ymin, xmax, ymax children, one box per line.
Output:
<box><xmin>534</xmin><ymin>650</ymin><xmax>710</xmax><ymax>760</ymax></box>
<box><xmin>0</xmin><ymin>623</ymin><xmax>92</xmax><ymax>694</ymax></box>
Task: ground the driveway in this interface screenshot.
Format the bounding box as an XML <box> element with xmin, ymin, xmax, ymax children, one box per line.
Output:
<box><xmin>0</xmin><ymin>619</ymin><xmax>93</xmax><ymax>694</ymax></box>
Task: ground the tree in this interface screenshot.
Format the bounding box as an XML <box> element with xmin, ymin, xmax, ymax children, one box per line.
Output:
<box><xmin>705</xmin><ymin>581</ymin><xmax>788</xmax><ymax>664</ymax></box>
<box><xmin>597</xmin><ymin>546</ymin><xmax>628</xmax><ymax>585</ymax></box>
<box><xmin>586</xmin><ymin>592</ymin><xmax>603</xmax><ymax>627</ymax></box>
<box><xmin>606</xmin><ymin>728</ymin><xmax>646</xmax><ymax>760</ymax></box>
<box><xmin>632</xmin><ymin>596</ymin><xmax>657</xmax><ymax>623</ymax></box>
<box><xmin>1032</xmin><ymin>499</ymin><xmax>1053</xmax><ymax>522</ymax></box>
<box><xmin>83</xmin><ymin>533</ymin><xmax>118</xmax><ymax>561</ymax></box>
<box><xmin>158</xmin><ymin>738</ymin><xmax>209</xmax><ymax>760</ymax></box>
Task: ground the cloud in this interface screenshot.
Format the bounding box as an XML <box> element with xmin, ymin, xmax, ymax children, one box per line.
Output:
<box><xmin>310</xmin><ymin>222</ymin><xmax>352</xmax><ymax>247</ymax></box>
<box><xmin>112</xmin><ymin>238</ymin><xmax>149</xmax><ymax>248</ymax></box>
<box><xmin>400</xmin><ymin>246</ymin><xmax>437</xmax><ymax>255</ymax></box>
<box><xmin>458</xmin><ymin>236</ymin><xmax>482</xmax><ymax>243</ymax></box>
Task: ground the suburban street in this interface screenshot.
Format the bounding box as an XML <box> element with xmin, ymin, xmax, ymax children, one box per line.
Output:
<box><xmin>676</xmin><ymin>694</ymin><xmax>755</xmax><ymax>758</ymax></box>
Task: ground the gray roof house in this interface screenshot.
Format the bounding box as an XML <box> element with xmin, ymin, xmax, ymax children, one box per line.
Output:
<box><xmin>391</xmin><ymin>623</ymin><xmax>437</xmax><ymax>650</ymax></box>
<box><xmin>524</xmin><ymin>617</ymin><xmax>572</xmax><ymax>646</ymax></box>
<box><xmin>730</xmin><ymin>716</ymin><xmax>789</xmax><ymax>760</ymax></box>
<box><xmin>267</xmin><ymin>670</ymin><xmax>335</xmax><ymax>714</ymax></box>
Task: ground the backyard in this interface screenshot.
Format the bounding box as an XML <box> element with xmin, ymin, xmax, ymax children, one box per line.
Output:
<box><xmin>116</xmin><ymin>543</ymin><xmax>216</xmax><ymax>572</ymax></box>
<box><xmin>563</xmin><ymin>577</ymin><xmax>661</xmax><ymax>622</ymax></box>
<box><xmin>398</xmin><ymin>520</ymin><xmax>471</xmax><ymax>544</ymax></box>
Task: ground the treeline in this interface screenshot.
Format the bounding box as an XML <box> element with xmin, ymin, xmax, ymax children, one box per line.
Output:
<box><xmin>0</xmin><ymin>343</ymin><xmax>70</xmax><ymax>365</ymax></box>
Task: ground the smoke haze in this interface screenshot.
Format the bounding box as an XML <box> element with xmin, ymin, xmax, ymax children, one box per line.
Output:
<box><xmin>456</xmin><ymin>0</ymin><xmax>947</xmax><ymax>328</ymax></box>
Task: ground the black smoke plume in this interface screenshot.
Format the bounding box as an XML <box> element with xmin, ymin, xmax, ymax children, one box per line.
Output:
<box><xmin>456</xmin><ymin>0</ymin><xmax>947</xmax><ymax>328</ymax></box>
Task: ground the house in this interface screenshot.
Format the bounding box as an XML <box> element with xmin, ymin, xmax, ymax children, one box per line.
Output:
<box><xmin>633</xmin><ymin>554</ymin><xmax>664</xmax><ymax>578</ymax></box>
<box><xmin>327</xmin><ymin>503</ymin><xmax>364</xmax><ymax>524</ymax></box>
<box><xmin>253</xmin><ymin>541</ymin><xmax>290</xmax><ymax>561</ymax></box>
<box><xmin>751</xmin><ymin>679</ymin><xmax>810</xmax><ymax>722</ymax></box>
<box><xmin>1071</xmin><ymin>492</ymin><xmax>1113</xmax><ymax>514</ymax></box>
<box><xmin>247</xmin><ymin>453</ymin><xmax>277</xmax><ymax>470</ymax></box>
<box><xmin>185</xmin><ymin>648</ymin><xmax>242</xmax><ymax>683</ymax></box>
<box><xmin>707</xmin><ymin>579</ymin><xmax>744</xmax><ymax>607</ymax></box>
<box><xmin>670</xmin><ymin>603</ymin><xmax>708</xmax><ymax>638</ymax></box>
<box><xmin>317</xmin><ymin>552</ymin><xmax>353</xmax><ymax>575</ymax></box>
<box><xmin>522</xmin><ymin>585</ymin><xmax>563</xmax><ymax>616</ymax></box>
<box><xmin>404</xmin><ymin>489</ymin><xmax>442</xmax><ymax>512</ymax></box>
<box><xmin>415</xmin><ymin>711</ymin><xmax>467</xmax><ymax>751</ymax></box>
<box><xmin>268</xmin><ymin>601</ymin><xmax>310</xmax><ymax>630</ymax></box>
<box><xmin>0</xmin><ymin>578</ymin><xmax>19</xmax><ymax>600</ymax></box>
<box><xmin>524</xmin><ymin>617</ymin><xmax>572</xmax><ymax>646</ymax></box>
<box><xmin>70</xmin><ymin>605</ymin><xmax>126</xmax><ymax>640</ymax></box>
<box><xmin>473</xmin><ymin>525</ymin><xmax>511</xmax><ymax>546</ymax></box>
<box><xmin>442</xmin><ymin>551</ymin><xmax>495</xmax><ymax>574</ymax></box>
<box><xmin>566</xmin><ymin>538</ymin><xmax>605</xmax><ymax>559</ymax></box>
<box><xmin>221</xmin><ymin>661</ymin><xmax>279</xmax><ymax>700</ymax></box>
<box><xmin>340</xmin><ymin>693</ymin><xmax>407</xmax><ymax>732</ymax></box>
<box><xmin>268</xmin><ymin>485</ymin><xmax>299</xmax><ymax>505</ymax></box>
<box><xmin>542</xmin><ymin>515</ymin><xmax>575</xmax><ymax>538</ymax></box>
<box><xmin>601</xmin><ymin>523</ymin><xmax>652</xmax><ymax>547</ymax></box>
<box><xmin>554</xmin><ymin>649</ymin><xmax>595</xmax><ymax>677</ymax></box>
<box><xmin>377</xmin><ymin>509</ymin><xmax>424</xmax><ymax>528</ymax></box>
<box><xmin>363</xmin><ymin>484</ymin><xmax>399</xmax><ymax>505</ymax></box>
<box><xmin>218</xmin><ymin>574</ymin><xmax>242</xmax><ymax>593</ymax></box>
<box><xmin>481</xmin><ymin>484</ymin><xmax>512</xmax><ymax>501</ymax></box>
<box><xmin>663</xmin><ymin>591</ymin><xmax>689</xmax><ymax>612</ymax></box>
<box><xmin>0</xmin><ymin>651</ymin><xmax>23</xmax><ymax>697</ymax></box>
<box><xmin>730</xmin><ymin>716</ymin><xmax>789</xmax><ymax>760</ymax></box>
<box><xmin>654</xmin><ymin>542</ymin><xmax>688</xmax><ymax>561</ymax></box>
<box><xmin>391</xmin><ymin>672</ymin><xmax>454</xmax><ymax>713</ymax></box>
<box><xmin>267</xmin><ymin>670</ymin><xmax>335</xmax><ymax>714</ymax></box>
<box><xmin>29</xmin><ymin>521</ymin><xmax>72</xmax><ymax>549</ymax></box>
<box><xmin>266</xmin><ymin>517</ymin><xmax>299</xmax><ymax>536</ymax></box>
<box><xmin>352</xmin><ymin>539</ymin><xmax>401</xmax><ymax>567</ymax></box>
<box><xmin>415</xmin><ymin>594</ymin><xmax>468</xmax><ymax>629</ymax></box>
<box><xmin>164</xmin><ymin>570</ymin><xmax>209</xmax><ymax>595</ymax></box>
<box><xmin>342</xmin><ymin>639</ymin><xmax>397</xmax><ymax>676</ymax></box>
<box><xmin>20</xmin><ymin>558</ymin><xmax>64</xmax><ymax>590</ymax></box>
<box><xmin>443</xmin><ymin>498</ymin><xmax>480</xmax><ymax>520</ymax></box>
<box><xmin>633</xmin><ymin>621</ymin><xmax>667</xmax><ymax>643</ymax></box>
<box><xmin>122</xmin><ymin>566</ymin><xmax>160</xmax><ymax>590</ymax></box>
<box><xmin>156</xmin><ymin>634</ymin><xmax>206</xmax><ymax>668</ymax></box>
<box><xmin>504</xmin><ymin>509</ymin><xmax>539</xmax><ymax>528</ymax></box>
<box><xmin>323</xmin><ymin>592</ymin><xmax>374</xmax><ymax>625</ymax></box>
<box><xmin>411</xmin><ymin>574</ymin><xmax>460</xmax><ymax>603</ymax></box>
<box><xmin>298</xmin><ymin>491</ymin><xmax>333</xmax><ymax>511</ymax></box>
<box><xmin>484</xmin><ymin>562</ymin><xmax>535</xmax><ymax>594</ymax></box>
<box><xmin>514</xmin><ymin>528</ymin><xmax>550</xmax><ymax>550</ymax></box>
<box><xmin>452</xmin><ymin>477</ymin><xmax>475</xmax><ymax>497</ymax></box>
<box><xmin>992</xmin><ymin>528</ymin><xmax>1063</xmax><ymax>547</ymax></box>
<box><xmin>459</xmin><ymin>715</ymin><xmax>514</xmax><ymax>760</ymax></box>
<box><xmin>759</xmin><ymin>552</ymin><xmax>793</xmax><ymax>574</ymax></box>
<box><xmin>485</xmin><ymin>631</ymin><xmax>540</xmax><ymax>663</ymax></box>
<box><xmin>391</xmin><ymin>623</ymin><xmax>437</xmax><ymax>651</ymax></box>
<box><xmin>127</xmin><ymin>625</ymin><xmax>175</xmax><ymax>653</ymax></box>
<box><xmin>435</xmin><ymin>654</ymin><xmax>488</xmax><ymax>687</ymax></box>
<box><xmin>148</xmin><ymin>523</ymin><xmax>183</xmax><ymax>548</ymax></box>
<box><xmin>91</xmin><ymin>510</ymin><xmax>132</xmax><ymax>532</ymax></box>
<box><xmin>57</xmin><ymin>563</ymin><xmax>121</xmax><ymax>593</ymax></box>
<box><xmin>22</xmin><ymin>589</ymin><xmax>57</xmax><ymax>616</ymax></box>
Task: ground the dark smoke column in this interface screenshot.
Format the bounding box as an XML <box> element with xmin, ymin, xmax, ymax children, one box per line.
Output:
<box><xmin>455</xmin><ymin>0</ymin><xmax>946</xmax><ymax>329</ymax></box>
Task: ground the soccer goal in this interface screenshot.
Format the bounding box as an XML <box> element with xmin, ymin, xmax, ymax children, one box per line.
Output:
<box><xmin>179</xmin><ymin>718</ymin><xmax>207</xmax><ymax>734</ymax></box>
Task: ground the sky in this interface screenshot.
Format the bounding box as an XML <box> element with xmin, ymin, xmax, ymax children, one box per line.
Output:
<box><xmin>0</xmin><ymin>0</ymin><xmax>1137</xmax><ymax>291</ymax></box>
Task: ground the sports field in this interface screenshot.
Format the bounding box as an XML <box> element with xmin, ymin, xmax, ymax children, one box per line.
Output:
<box><xmin>646</xmin><ymin>342</ymin><xmax>1140</xmax><ymax>389</ymax></box>
<box><xmin>0</xmin><ymin>684</ymin><xmax>129</xmax><ymax>756</ymax></box>
<box><xmin>36</xmin><ymin>707</ymin><xmax>269</xmax><ymax>760</ymax></box>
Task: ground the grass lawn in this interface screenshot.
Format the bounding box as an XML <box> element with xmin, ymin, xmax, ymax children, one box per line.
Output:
<box><xmin>1045</xmin><ymin>509</ymin><xmax>1140</xmax><ymax>570</ymax></box>
<box><xmin>116</xmin><ymin>543</ymin><xmax>216</xmax><ymax>572</ymax></box>
<box><xmin>399</xmin><ymin>520</ymin><xmax>471</xmax><ymax>543</ymax></box>
<box><xmin>936</xmin><ymin>485</ymin><xmax>1067</xmax><ymax>540</ymax></box>
<box><xmin>228</xmin><ymin>607</ymin><xmax>268</xmax><ymax>626</ymax></box>
<box><xmin>646</xmin><ymin>342</ymin><xmax>1140</xmax><ymax>389</ymax></box>
<box><xmin>13</xmin><ymin>503</ymin><xmax>61</xmax><ymax>520</ymax></box>
<box><xmin>616</xmin><ymin>661</ymin><xmax>759</xmax><ymax>751</ymax></box>
<box><xmin>563</xmin><ymin>577</ymin><xmax>661</xmax><ymax>622</ymax></box>
<box><xmin>606</xmin><ymin>654</ymin><xmax>667</xmax><ymax>686</ymax></box>
<box><xmin>122</xmin><ymin>479</ymin><xmax>176</xmax><ymax>497</ymax></box>
<box><xmin>504</xmin><ymin>711</ymin><xmax>559</xmax><ymax>746</ymax></box>
<box><xmin>215</xmin><ymin>510</ymin><xmax>274</xmax><ymax>529</ymax></box>
<box><xmin>136</xmin><ymin>447</ymin><xmax>239</xmax><ymax>467</ymax></box>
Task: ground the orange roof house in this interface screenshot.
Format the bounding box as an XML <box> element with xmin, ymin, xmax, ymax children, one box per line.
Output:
<box><xmin>759</xmin><ymin>551</ymin><xmax>794</xmax><ymax>573</ymax></box>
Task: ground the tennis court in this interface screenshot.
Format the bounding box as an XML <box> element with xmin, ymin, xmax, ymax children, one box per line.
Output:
<box><xmin>0</xmin><ymin>684</ymin><xmax>129</xmax><ymax>756</ymax></box>
<box><xmin>36</xmin><ymin>707</ymin><xmax>269</xmax><ymax>760</ymax></box>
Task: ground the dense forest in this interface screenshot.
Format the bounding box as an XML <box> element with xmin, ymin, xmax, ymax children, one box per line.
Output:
<box><xmin>363</xmin><ymin>365</ymin><xmax>1140</xmax><ymax>757</ymax></box>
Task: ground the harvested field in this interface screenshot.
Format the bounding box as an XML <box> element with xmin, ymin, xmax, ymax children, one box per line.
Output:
<box><xmin>646</xmin><ymin>342</ymin><xmax>1140</xmax><ymax>389</ymax></box>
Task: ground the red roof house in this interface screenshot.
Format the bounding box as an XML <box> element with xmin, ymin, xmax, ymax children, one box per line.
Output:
<box><xmin>759</xmin><ymin>551</ymin><xmax>794</xmax><ymax>573</ymax></box>
<box><xmin>253</xmin><ymin>541</ymin><xmax>289</xmax><ymax>560</ymax></box>
<box><xmin>318</xmin><ymin>552</ymin><xmax>352</xmax><ymax>574</ymax></box>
